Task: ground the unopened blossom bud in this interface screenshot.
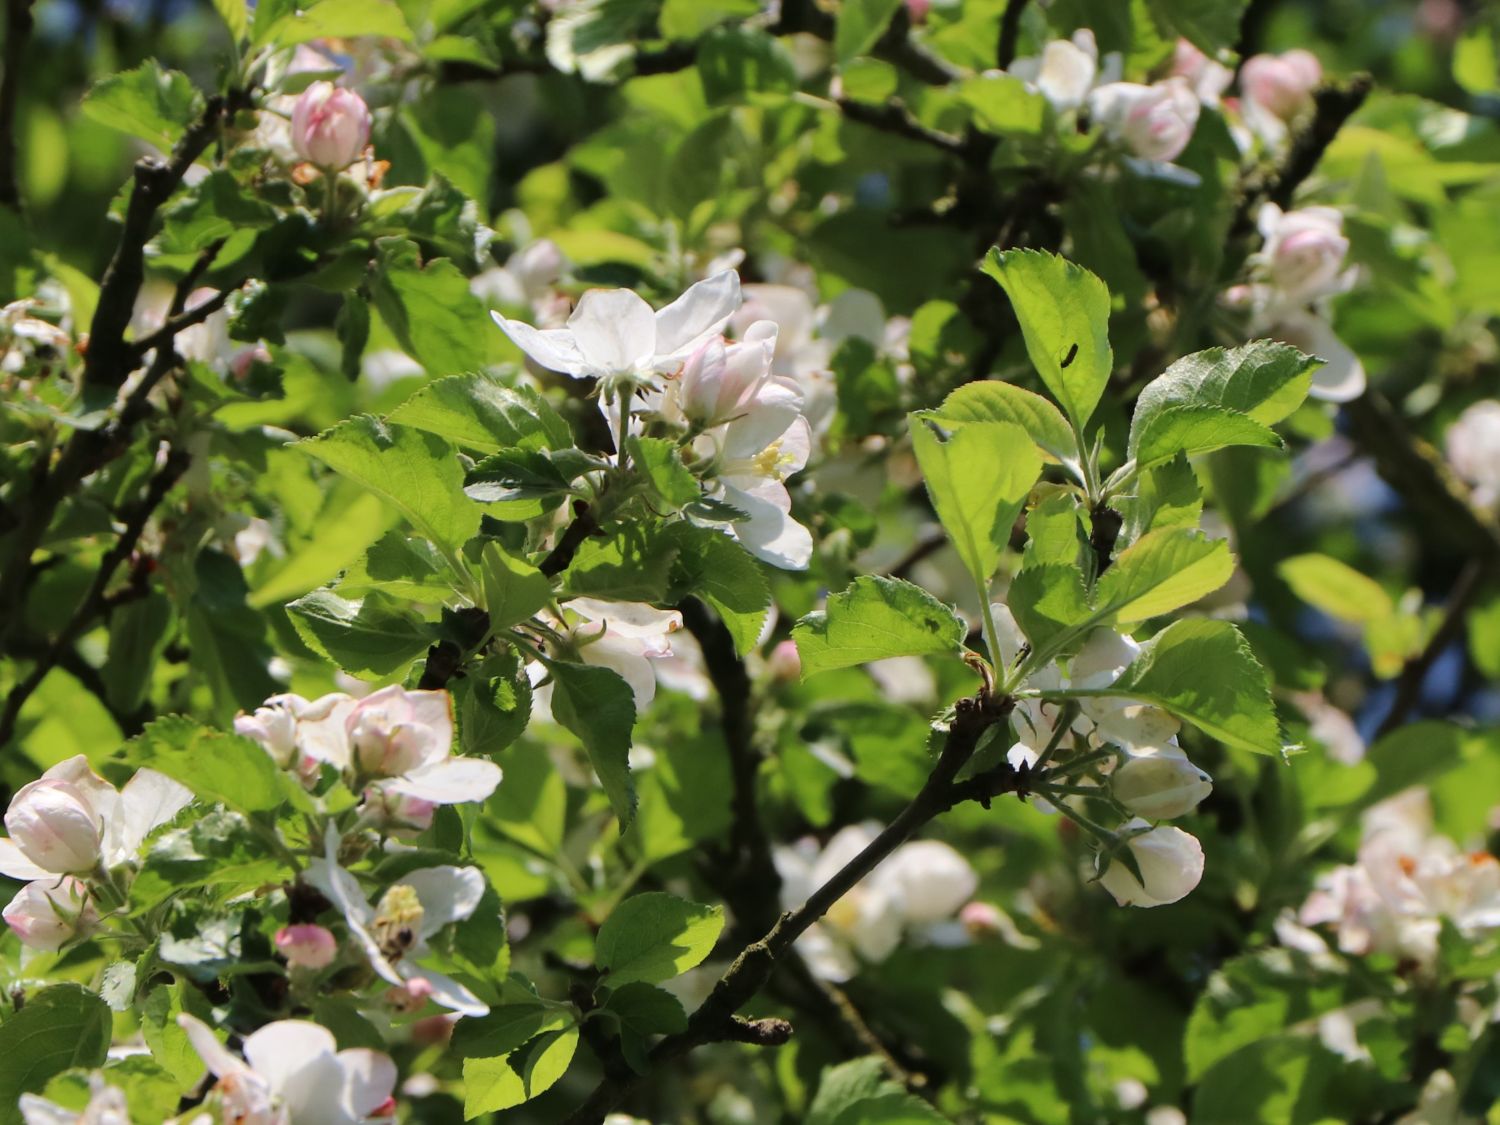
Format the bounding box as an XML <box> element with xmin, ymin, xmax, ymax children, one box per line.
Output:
<box><xmin>275</xmin><ymin>924</ymin><xmax>338</xmax><ymax>970</ymax></box>
<box><xmin>1091</xmin><ymin>78</ymin><xmax>1200</xmax><ymax>163</ymax></box>
<box><xmin>4</xmin><ymin>876</ymin><xmax>98</xmax><ymax>951</ymax></box>
<box><xmin>1260</xmin><ymin>205</ymin><xmax>1349</xmax><ymax>304</ymax></box>
<box><xmin>1112</xmin><ymin>756</ymin><xmax>1212</xmax><ymax>819</ymax></box>
<box><xmin>676</xmin><ymin>322</ymin><xmax>777</xmax><ymax>426</ymax></box>
<box><xmin>960</xmin><ymin>901</ymin><xmax>1004</xmax><ymax>937</ymax></box>
<box><xmin>235</xmin><ymin>700</ymin><xmax>300</xmax><ymax>770</ymax></box>
<box><xmin>347</xmin><ymin>686</ymin><xmax>453</xmax><ymax>779</ymax></box>
<box><xmin>360</xmin><ymin>785</ymin><xmax>438</xmax><ymax>836</ymax></box>
<box><xmin>1446</xmin><ymin>400</ymin><xmax>1500</xmax><ymax>507</ymax></box>
<box><xmin>291</xmin><ymin>82</ymin><xmax>372</xmax><ymax>170</ymax></box>
<box><xmin>1099</xmin><ymin>821</ymin><xmax>1205</xmax><ymax>907</ymax></box>
<box><xmin>1240</xmin><ymin>50</ymin><xmax>1321</xmax><ymax>120</ymax></box>
<box><xmin>5</xmin><ymin>778</ymin><xmax>104</xmax><ymax>874</ymax></box>
<box><xmin>767</xmin><ymin>639</ymin><xmax>802</xmax><ymax>681</ymax></box>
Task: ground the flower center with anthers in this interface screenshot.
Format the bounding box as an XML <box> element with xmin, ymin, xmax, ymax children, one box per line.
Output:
<box><xmin>373</xmin><ymin>884</ymin><xmax>424</xmax><ymax>962</ymax></box>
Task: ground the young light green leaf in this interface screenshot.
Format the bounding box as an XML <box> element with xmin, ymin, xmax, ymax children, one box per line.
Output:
<box><xmin>1073</xmin><ymin>619</ymin><xmax>1282</xmax><ymax>755</ymax></box>
<box><xmin>909</xmin><ymin>413</ymin><xmax>1040</xmax><ymax>589</ymax></box>
<box><xmin>1278</xmin><ymin>553</ymin><xmax>1394</xmax><ymax>623</ymax></box>
<box><xmin>211</xmin><ymin>0</ymin><xmax>249</xmax><ymax>41</ymax></box>
<box><xmin>1009</xmin><ymin>563</ymin><xmax>1093</xmax><ymax>653</ymax></box>
<box><xmin>930</xmin><ymin>380</ymin><xmax>1078</xmax><ymax>465</ymax></box>
<box><xmin>256</xmin><ymin>0</ymin><xmax>414</xmax><ymax>47</ymax></box>
<box><xmin>81</xmin><ymin>62</ymin><xmax>204</xmax><ymax>149</ymax></box>
<box><xmin>595</xmin><ymin>892</ymin><xmax>726</xmax><ymax>986</ymax></box>
<box><xmin>370</xmin><ymin>238</ymin><xmax>489</xmax><ymax>376</ymax></box>
<box><xmin>480</xmin><ymin>544</ymin><xmax>553</xmax><ymax>632</ymax></box>
<box><xmin>298</xmin><ymin>416</ymin><xmax>482</xmax><ymax>554</ymax></box>
<box><xmin>560</xmin><ymin>524</ymin><xmax>681</xmax><ymax>603</ymax></box>
<box><xmin>793</xmin><ymin>576</ymin><xmax>966</xmax><ymax>677</ymax></box>
<box><xmin>668</xmin><ymin>527</ymin><xmax>771</xmax><ymax>656</ymax></box>
<box><xmin>834</xmin><ymin>0</ymin><xmax>904</xmax><ymax>65</ymax></box>
<box><xmin>547</xmin><ymin>661</ymin><xmax>637</xmax><ymax>825</ymax></box>
<box><xmin>604</xmin><ymin>983</ymin><xmax>689</xmax><ymax>1074</ymax></box>
<box><xmin>388</xmin><ymin>375</ymin><xmax>572</xmax><ymax>453</ymax></box>
<box><xmin>1116</xmin><ymin>453</ymin><xmax>1203</xmax><ymax>547</ymax></box>
<box><xmin>462</xmin><ymin>1026</ymin><xmax>579</xmax><ymax>1119</ymax></box>
<box><xmin>125</xmin><ymin>717</ymin><xmax>287</xmax><ymax>814</ymax></box>
<box><xmin>629</xmin><ymin>436</ymin><xmax>702</xmax><ymax>509</ymax></box>
<box><xmin>982</xmin><ymin>248</ymin><xmax>1114</xmax><ymax>428</ymax></box>
<box><xmin>1146</xmin><ymin>0</ymin><xmax>1251</xmax><ymax>54</ymax></box>
<box><xmin>1128</xmin><ymin>342</ymin><xmax>1320</xmax><ymax>468</ymax></box>
<box><xmin>0</xmin><ymin>984</ymin><xmax>111</xmax><ymax>1121</ymax></box>
<box><xmin>1096</xmin><ymin>528</ymin><xmax>1235</xmax><ymax>623</ymax></box>
<box><xmin>287</xmin><ymin>589</ymin><xmax>434</xmax><ymax>676</ymax></box>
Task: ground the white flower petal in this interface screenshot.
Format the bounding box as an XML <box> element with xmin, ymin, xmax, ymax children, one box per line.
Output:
<box><xmin>338</xmin><ymin>1048</ymin><xmax>399</xmax><ymax>1118</ymax></box>
<box><xmin>654</xmin><ymin>270</ymin><xmax>741</xmax><ymax>361</ymax></box>
<box><xmin>0</xmin><ymin>838</ymin><xmax>50</xmax><ymax>881</ymax></box>
<box><xmin>243</xmin><ymin>1021</ymin><xmax>341</xmax><ymax>1108</ymax></box>
<box><xmin>113</xmin><ymin>769</ymin><xmax>193</xmax><ymax>861</ymax></box>
<box><xmin>569</xmin><ymin>288</ymin><xmax>657</xmax><ymax>373</ymax></box>
<box><xmin>384</xmin><ymin>758</ymin><xmax>502</xmax><ymax>805</ymax></box>
<box><xmin>402</xmin><ymin>864</ymin><xmax>487</xmax><ymax>934</ymax></box>
<box><xmin>177</xmin><ymin>1014</ymin><xmax>250</xmax><ymax>1082</ymax></box>
<box><xmin>723</xmin><ymin>485</ymin><xmax>813</xmax><ymax>570</ymax></box>
<box><xmin>491</xmin><ymin>312</ymin><xmax>590</xmax><ymax>376</ymax></box>
<box><xmin>401</xmin><ymin>964</ymin><xmax>490</xmax><ymax>1017</ymax></box>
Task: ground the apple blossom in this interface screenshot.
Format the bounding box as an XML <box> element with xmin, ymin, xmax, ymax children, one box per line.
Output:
<box><xmin>275</xmin><ymin>923</ymin><xmax>339</xmax><ymax>970</ymax></box>
<box><xmin>291</xmin><ymin>82</ymin><xmax>372</xmax><ymax>170</ymax></box>
<box><xmin>491</xmin><ymin>270</ymin><xmax>741</xmax><ymax>394</ymax></box>
<box><xmin>307</xmin><ymin>836</ymin><xmax>490</xmax><ymax>1016</ymax></box>
<box><xmin>1089</xmin><ymin>78</ymin><xmax>1201</xmax><ymax>164</ymax></box>
<box><xmin>178</xmin><ymin>1014</ymin><xmax>396</xmax><ymax>1125</ymax></box>
<box><xmin>1069</xmin><ymin>629</ymin><xmax>1182</xmax><ymax>752</ymax></box>
<box><xmin>1098</xmin><ymin>820</ymin><xmax>1205</xmax><ymax>907</ymax></box>
<box><xmin>1256</xmin><ymin>204</ymin><xmax>1353</xmax><ymax>306</ymax></box>
<box><xmin>1241</xmin><ymin>49</ymin><xmax>1322</xmax><ymax>121</ymax></box>
<box><xmin>667</xmin><ymin>322</ymin><xmax>780</xmax><ymax>428</ymax></box>
<box><xmin>470</xmin><ymin>238</ymin><xmax>569</xmax><ymax>321</ymax></box>
<box><xmin>1007</xmin><ymin>30</ymin><xmax>1121</xmax><ymax>112</ymax></box>
<box><xmin>563</xmin><ymin>597</ymin><xmax>684</xmax><ymax>708</ymax></box>
<box><xmin>1445</xmin><ymin>399</ymin><xmax>1500</xmax><ymax>507</ymax></box>
<box><xmin>20</xmin><ymin>1076</ymin><xmax>129</xmax><ymax>1125</ymax></box>
<box><xmin>1111</xmin><ymin>755</ymin><xmax>1212</xmax><ymax>819</ymax></box>
<box><xmin>1266</xmin><ymin>308</ymin><xmax>1366</xmax><ymax>403</ymax></box>
<box><xmin>1171</xmin><ymin>39</ymin><xmax>1234</xmax><ymax>106</ymax></box>
<box><xmin>0</xmin><ymin>756</ymin><xmax>191</xmax><ymax>880</ymax></box>
<box><xmin>3</xmin><ymin>876</ymin><xmax>98</xmax><ymax>951</ymax></box>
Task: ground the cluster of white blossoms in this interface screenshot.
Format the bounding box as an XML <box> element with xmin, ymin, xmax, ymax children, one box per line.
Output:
<box><xmin>234</xmin><ymin>684</ymin><xmax>501</xmax><ymax>834</ymax></box>
<box><xmin>1230</xmin><ymin>203</ymin><xmax>1366</xmax><ymax>403</ymax></box>
<box><xmin>992</xmin><ymin>607</ymin><xmax>1211</xmax><ymax>909</ymax></box>
<box><xmin>775</xmin><ymin>823</ymin><xmax>979</xmax><ymax>981</ymax></box>
<box><xmin>1445</xmin><ymin>399</ymin><xmax>1500</xmax><ymax>508</ymax></box>
<box><xmin>493</xmin><ymin>268</ymin><xmax>818</xmax><ymax>570</ymax></box>
<box><xmin>1279</xmin><ymin>789</ymin><xmax>1500</xmax><ymax>968</ymax></box>
<box><xmin>0</xmin><ymin>756</ymin><xmax>192</xmax><ymax>951</ymax></box>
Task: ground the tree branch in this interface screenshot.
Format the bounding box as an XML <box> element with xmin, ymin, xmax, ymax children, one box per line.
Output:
<box><xmin>560</xmin><ymin>692</ymin><xmax>1016</xmax><ymax>1124</ymax></box>
<box><xmin>996</xmin><ymin>0</ymin><xmax>1029</xmax><ymax>70</ymax></box>
<box><xmin>539</xmin><ymin>501</ymin><xmax>601</xmax><ymax>577</ymax></box>
<box><xmin>0</xmin><ymin>0</ymin><xmax>32</xmax><ymax>211</ymax></box>
<box><xmin>1376</xmin><ymin>558</ymin><xmax>1488</xmax><ymax>739</ymax></box>
<box><xmin>834</xmin><ymin>96</ymin><xmax>971</xmax><ymax>158</ymax></box>
<box><xmin>0</xmin><ymin>447</ymin><xmax>188</xmax><ymax>747</ymax></box>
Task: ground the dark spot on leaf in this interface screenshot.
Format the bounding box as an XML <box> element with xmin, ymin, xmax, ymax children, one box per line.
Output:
<box><xmin>1060</xmin><ymin>343</ymin><xmax>1078</xmax><ymax>369</ymax></box>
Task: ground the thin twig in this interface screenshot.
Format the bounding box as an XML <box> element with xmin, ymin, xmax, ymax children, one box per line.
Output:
<box><xmin>0</xmin><ymin>448</ymin><xmax>188</xmax><ymax>747</ymax></box>
<box><xmin>560</xmin><ymin>693</ymin><xmax>1016</xmax><ymax>1124</ymax></box>
<box><xmin>0</xmin><ymin>0</ymin><xmax>32</xmax><ymax>211</ymax></box>
<box><xmin>539</xmin><ymin>501</ymin><xmax>601</xmax><ymax>577</ymax></box>
<box><xmin>996</xmin><ymin>0</ymin><xmax>1029</xmax><ymax>70</ymax></box>
<box><xmin>835</xmin><ymin>96</ymin><xmax>970</xmax><ymax>157</ymax></box>
<box><xmin>1376</xmin><ymin>558</ymin><xmax>1488</xmax><ymax>739</ymax></box>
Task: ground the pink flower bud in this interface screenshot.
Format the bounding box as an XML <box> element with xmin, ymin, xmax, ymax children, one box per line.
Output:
<box><xmin>959</xmin><ymin>901</ymin><xmax>1004</xmax><ymax>937</ymax></box>
<box><xmin>1090</xmin><ymin>79</ymin><xmax>1201</xmax><ymax>163</ymax></box>
<box><xmin>3</xmin><ymin>877</ymin><xmax>98</xmax><ymax>951</ymax></box>
<box><xmin>767</xmin><ymin>639</ymin><xmax>802</xmax><ymax>681</ymax></box>
<box><xmin>291</xmin><ymin>82</ymin><xmax>372</xmax><ymax>170</ymax></box>
<box><xmin>1240</xmin><ymin>50</ymin><xmax>1322</xmax><ymax>120</ymax></box>
<box><xmin>275</xmin><ymin>923</ymin><xmax>338</xmax><ymax>970</ymax></box>
<box><xmin>385</xmin><ymin>977</ymin><xmax>434</xmax><ymax>1013</ymax></box>
<box><xmin>5</xmin><ymin>777</ymin><xmax>104</xmax><ymax>874</ymax></box>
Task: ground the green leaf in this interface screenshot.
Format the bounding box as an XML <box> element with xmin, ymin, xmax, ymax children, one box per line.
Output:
<box><xmin>659</xmin><ymin>0</ymin><xmax>760</xmax><ymax>37</ymax></box>
<box><xmin>908</xmin><ymin>414</ymin><xmax>1040</xmax><ymax>589</ymax></box>
<box><xmin>131</xmin><ymin>808</ymin><xmax>283</xmax><ymax>905</ymax></box>
<box><xmin>126</xmin><ymin>716</ymin><xmax>285</xmax><ymax>814</ymax></box>
<box><xmin>488</xmin><ymin>739</ymin><xmax>566</xmax><ymax>855</ymax></box>
<box><xmin>1145</xmin><ymin>0</ymin><xmax>1251</xmax><ymax>54</ymax></box>
<box><xmin>286</xmin><ymin>588</ymin><xmax>434</xmax><ymax>676</ymax></box>
<box><xmin>1096</xmin><ymin>528</ymin><xmax>1235</xmax><ymax>623</ymax></box>
<box><xmin>257</xmin><ymin>0</ymin><xmax>414</xmax><ymax>47</ymax></box>
<box><xmin>547</xmin><ymin>661</ymin><xmax>637</xmax><ymax>825</ymax></box>
<box><xmin>628</xmin><ymin>436</ymin><xmax>702</xmax><ymax>509</ymax></box>
<box><xmin>298</xmin><ymin>416</ymin><xmax>482</xmax><ymax>555</ymax></box>
<box><xmin>604</xmin><ymin>982</ymin><xmax>689</xmax><ymax>1073</ymax></box>
<box><xmin>81</xmin><ymin>62</ymin><xmax>203</xmax><ymax>149</ymax></box>
<box><xmin>462</xmin><ymin>1026</ymin><xmax>579</xmax><ymax>1119</ymax></box>
<box><xmin>668</xmin><ymin>527</ymin><xmax>771</xmax><ymax>656</ymax></box>
<box><xmin>698</xmin><ymin>25</ymin><xmax>797</xmax><ymax>104</ymax></box>
<box><xmin>959</xmin><ymin>73</ymin><xmax>1047</xmax><ymax>136</ymax></box>
<box><xmin>157</xmin><ymin>170</ymin><xmax>277</xmax><ymax>255</ymax></box>
<box><xmin>1009</xmin><ymin>564</ymin><xmax>1092</xmax><ymax>653</ymax></box>
<box><xmin>931</xmin><ymin>380</ymin><xmax>1078</xmax><ymax>465</ymax></box>
<box><xmin>793</xmin><ymin>576</ymin><xmax>966</xmax><ymax>677</ymax></box>
<box><xmin>456</xmin><ymin>656</ymin><xmax>532</xmax><ymax>759</ymax></box>
<box><xmin>832</xmin><ymin>1092</ymin><xmax>950</xmax><ymax>1124</ymax></box>
<box><xmin>389</xmin><ymin>375</ymin><xmax>571</xmax><ymax>453</ymax></box>
<box><xmin>1117</xmin><ymin>453</ymin><xmax>1203</xmax><ymax>546</ymax></box>
<box><xmin>1456</xmin><ymin>27</ymin><xmax>1498</xmax><ymax>94</ymax></box>
<box><xmin>1128</xmin><ymin>342</ymin><xmax>1319</xmax><ymax>468</ymax></box>
<box><xmin>559</xmin><ymin>524</ymin><xmax>681</xmax><ymax>603</ymax></box>
<box><xmin>1074</xmin><ymin>619</ymin><xmax>1283</xmax><ymax>755</ymax></box>
<box><xmin>595</xmin><ymin>892</ymin><xmax>726</xmax><ymax>986</ymax></box>
<box><xmin>835</xmin><ymin>0</ymin><xmax>904</xmax><ymax>65</ymax></box>
<box><xmin>982</xmin><ymin>249</ymin><xmax>1113</xmax><ymax>428</ymax></box>
<box><xmin>103</xmin><ymin>592</ymin><xmax>172</xmax><ymax>714</ymax></box>
<box><xmin>481</xmin><ymin>544</ymin><xmax>553</xmax><ymax>632</ymax></box>
<box><xmin>0</xmin><ymin>984</ymin><xmax>111</xmax><ymax>1124</ymax></box>
<box><xmin>212</xmin><ymin>0</ymin><xmax>249</xmax><ymax>40</ymax></box>
<box><xmin>808</xmin><ymin>1057</ymin><xmax>899</xmax><ymax>1125</ymax></box>
<box><xmin>1277</xmin><ymin>553</ymin><xmax>1394</xmax><ymax>624</ymax></box>
<box><xmin>370</xmin><ymin>238</ymin><xmax>489</xmax><ymax>375</ymax></box>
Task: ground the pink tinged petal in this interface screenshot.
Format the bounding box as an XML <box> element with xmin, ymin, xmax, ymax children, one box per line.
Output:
<box><xmin>397</xmin><ymin>689</ymin><xmax>455</xmax><ymax>760</ymax></box>
<box><xmin>177</xmin><ymin>1014</ymin><xmax>251</xmax><ymax>1082</ymax></box>
<box><xmin>337</xmin><ymin>1049</ymin><xmax>399</xmax><ymax>1117</ymax></box>
<box><xmin>490</xmin><ymin>312</ymin><xmax>590</xmax><ymax>377</ymax></box>
<box><xmin>568</xmin><ymin>288</ymin><xmax>657</xmax><ymax>373</ymax></box>
<box><xmin>403</xmin><ymin>865</ymin><xmax>487</xmax><ymax>935</ymax></box>
<box><xmin>0</xmin><ymin>838</ymin><xmax>50</xmax><ymax>880</ymax></box>
<box><xmin>384</xmin><ymin>758</ymin><xmax>502</xmax><ymax>806</ymax></box>
<box><xmin>654</xmin><ymin>270</ymin><xmax>742</xmax><ymax>362</ymax></box>
<box><xmin>400</xmin><ymin>964</ymin><xmax>489</xmax><ymax>1017</ymax></box>
<box><xmin>113</xmin><ymin>769</ymin><xmax>194</xmax><ymax>861</ymax></box>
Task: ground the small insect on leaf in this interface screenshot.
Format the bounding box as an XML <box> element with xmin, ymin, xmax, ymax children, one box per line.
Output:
<box><xmin>1060</xmin><ymin>343</ymin><xmax>1079</xmax><ymax>369</ymax></box>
